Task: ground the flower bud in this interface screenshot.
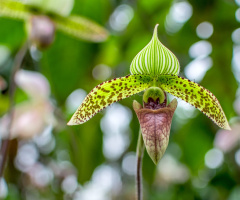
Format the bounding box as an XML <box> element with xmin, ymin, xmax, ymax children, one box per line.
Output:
<box><xmin>133</xmin><ymin>98</ymin><xmax>177</xmax><ymax>164</ymax></box>
<box><xmin>27</xmin><ymin>15</ymin><xmax>55</xmax><ymax>49</ymax></box>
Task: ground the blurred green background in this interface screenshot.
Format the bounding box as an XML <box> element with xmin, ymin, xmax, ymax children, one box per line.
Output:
<box><xmin>0</xmin><ymin>0</ymin><xmax>240</xmax><ymax>199</ymax></box>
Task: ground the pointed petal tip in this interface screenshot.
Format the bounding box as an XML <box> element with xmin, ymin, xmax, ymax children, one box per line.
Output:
<box><xmin>133</xmin><ymin>100</ymin><xmax>142</xmax><ymax>111</ymax></box>
<box><xmin>168</xmin><ymin>98</ymin><xmax>178</xmax><ymax>109</ymax></box>
<box><xmin>67</xmin><ymin>121</ymin><xmax>74</xmax><ymax>126</ymax></box>
<box><xmin>223</xmin><ymin>123</ymin><xmax>231</xmax><ymax>130</ymax></box>
<box><xmin>151</xmin><ymin>153</ymin><xmax>162</xmax><ymax>165</ymax></box>
<box><xmin>153</xmin><ymin>24</ymin><xmax>159</xmax><ymax>38</ymax></box>
<box><xmin>152</xmin><ymin>159</ymin><xmax>158</xmax><ymax>165</ymax></box>
<box><xmin>67</xmin><ymin>119</ymin><xmax>78</xmax><ymax>126</ymax></box>
<box><xmin>96</xmin><ymin>29</ymin><xmax>109</xmax><ymax>42</ymax></box>
<box><xmin>149</xmin><ymin>152</ymin><xmax>162</xmax><ymax>165</ymax></box>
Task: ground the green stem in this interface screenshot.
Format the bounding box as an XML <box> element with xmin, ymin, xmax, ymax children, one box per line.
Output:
<box><xmin>136</xmin><ymin>128</ymin><xmax>145</xmax><ymax>200</ymax></box>
<box><xmin>0</xmin><ymin>41</ymin><xmax>28</xmax><ymax>178</ymax></box>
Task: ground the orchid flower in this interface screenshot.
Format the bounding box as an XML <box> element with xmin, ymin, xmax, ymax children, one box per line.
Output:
<box><xmin>68</xmin><ymin>24</ymin><xmax>230</xmax><ymax>163</ymax></box>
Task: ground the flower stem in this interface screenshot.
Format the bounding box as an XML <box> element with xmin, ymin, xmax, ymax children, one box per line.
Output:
<box><xmin>0</xmin><ymin>41</ymin><xmax>28</xmax><ymax>178</ymax></box>
<box><xmin>136</xmin><ymin>128</ymin><xmax>144</xmax><ymax>200</ymax></box>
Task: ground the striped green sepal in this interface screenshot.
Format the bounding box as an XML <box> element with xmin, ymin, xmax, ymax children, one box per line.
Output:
<box><xmin>68</xmin><ymin>75</ymin><xmax>153</xmax><ymax>125</ymax></box>
<box><xmin>53</xmin><ymin>15</ymin><xmax>109</xmax><ymax>42</ymax></box>
<box><xmin>130</xmin><ymin>24</ymin><xmax>180</xmax><ymax>76</ymax></box>
<box><xmin>0</xmin><ymin>0</ymin><xmax>31</xmax><ymax>20</ymax></box>
<box><xmin>158</xmin><ymin>75</ymin><xmax>230</xmax><ymax>130</ymax></box>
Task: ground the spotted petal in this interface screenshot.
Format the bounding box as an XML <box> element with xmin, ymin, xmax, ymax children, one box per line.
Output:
<box><xmin>158</xmin><ymin>75</ymin><xmax>230</xmax><ymax>130</ymax></box>
<box><xmin>68</xmin><ymin>75</ymin><xmax>153</xmax><ymax>125</ymax></box>
<box><xmin>130</xmin><ymin>24</ymin><xmax>180</xmax><ymax>76</ymax></box>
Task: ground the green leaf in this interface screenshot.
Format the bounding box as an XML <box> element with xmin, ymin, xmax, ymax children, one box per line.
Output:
<box><xmin>158</xmin><ymin>74</ymin><xmax>230</xmax><ymax>130</ymax></box>
<box><xmin>0</xmin><ymin>0</ymin><xmax>31</xmax><ymax>20</ymax></box>
<box><xmin>130</xmin><ymin>24</ymin><xmax>180</xmax><ymax>76</ymax></box>
<box><xmin>53</xmin><ymin>15</ymin><xmax>109</xmax><ymax>42</ymax></box>
<box><xmin>68</xmin><ymin>75</ymin><xmax>153</xmax><ymax>125</ymax></box>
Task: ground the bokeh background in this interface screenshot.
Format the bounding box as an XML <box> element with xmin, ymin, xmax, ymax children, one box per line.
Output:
<box><xmin>0</xmin><ymin>0</ymin><xmax>240</xmax><ymax>199</ymax></box>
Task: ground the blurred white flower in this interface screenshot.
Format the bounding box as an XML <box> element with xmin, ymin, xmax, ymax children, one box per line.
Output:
<box><xmin>196</xmin><ymin>22</ymin><xmax>214</xmax><ymax>39</ymax></box>
<box><xmin>156</xmin><ymin>154</ymin><xmax>190</xmax><ymax>185</ymax></box>
<box><xmin>15</xmin><ymin>143</ymin><xmax>39</xmax><ymax>172</ymax></box>
<box><xmin>28</xmin><ymin>162</ymin><xmax>54</xmax><ymax>187</ymax></box>
<box><xmin>75</xmin><ymin>165</ymin><xmax>121</xmax><ymax>200</ymax></box>
<box><xmin>0</xmin><ymin>70</ymin><xmax>56</xmax><ymax>139</ymax></box>
<box><xmin>0</xmin><ymin>178</ymin><xmax>8</xmax><ymax>199</ymax></box>
<box><xmin>205</xmin><ymin>148</ymin><xmax>224</xmax><ymax>169</ymax></box>
<box><xmin>61</xmin><ymin>175</ymin><xmax>78</xmax><ymax>194</ymax></box>
<box><xmin>109</xmin><ymin>4</ymin><xmax>134</xmax><ymax>32</ymax></box>
<box><xmin>214</xmin><ymin>122</ymin><xmax>240</xmax><ymax>153</ymax></box>
<box><xmin>165</xmin><ymin>1</ymin><xmax>192</xmax><ymax>34</ymax></box>
<box><xmin>15</xmin><ymin>69</ymin><xmax>50</xmax><ymax>100</ymax></box>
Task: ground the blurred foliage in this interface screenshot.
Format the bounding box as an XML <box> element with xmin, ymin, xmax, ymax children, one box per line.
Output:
<box><xmin>0</xmin><ymin>0</ymin><xmax>240</xmax><ymax>199</ymax></box>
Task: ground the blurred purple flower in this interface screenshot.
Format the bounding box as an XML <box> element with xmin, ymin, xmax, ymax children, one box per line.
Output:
<box><xmin>214</xmin><ymin>122</ymin><xmax>240</xmax><ymax>153</ymax></box>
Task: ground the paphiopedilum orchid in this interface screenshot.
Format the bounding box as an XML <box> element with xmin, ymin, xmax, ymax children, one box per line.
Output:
<box><xmin>68</xmin><ymin>24</ymin><xmax>230</xmax><ymax>164</ymax></box>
